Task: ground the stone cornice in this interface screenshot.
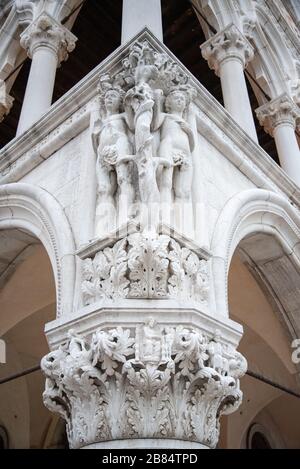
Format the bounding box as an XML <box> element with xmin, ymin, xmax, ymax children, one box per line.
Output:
<box><xmin>1</xmin><ymin>28</ymin><xmax>300</xmax><ymax>207</ymax></box>
<box><xmin>44</xmin><ymin>303</ymin><xmax>243</xmax><ymax>352</ymax></box>
<box><xmin>76</xmin><ymin>222</ymin><xmax>211</xmax><ymax>260</ymax></box>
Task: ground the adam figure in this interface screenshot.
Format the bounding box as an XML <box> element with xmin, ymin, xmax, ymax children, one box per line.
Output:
<box><xmin>92</xmin><ymin>80</ymin><xmax>135</xmax><ymax>236</ymax></box>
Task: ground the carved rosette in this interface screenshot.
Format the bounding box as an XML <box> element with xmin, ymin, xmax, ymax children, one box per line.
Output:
<box><xmin>41</xmin><ymin>323</ymin><xmax>246</xmax><ymax>449</ymax></box>
<box><xmin>0</xmin><ymin>80</ymin><xmax>13</xmax><ymax>122</ymax></box>
<box><xmin>81</xmin><ymin>232</ymin><xmax>209</xmax><ymax>304</ymax></box>
<box><xmin>256</xmin><ymin>93</ymin><xmax>300</xmax><ymax>136</ymax></box>
<box><xmin>20</xmin><ymin>12</ymin><xmax>77</xmax><ymax>65</ymax></box>
<box><xmin>201</xmin><ymin>24</ymin><xmax>254</xmax><ymax>75</ymax></box>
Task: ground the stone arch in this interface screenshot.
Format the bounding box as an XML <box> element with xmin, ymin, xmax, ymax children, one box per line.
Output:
<box><xmin>211</xmin><ymin>188</ymin><xmax>300</xmax><ymax>330</ymax></box>
<box><xmin>0</xmin><ymin>182</ymin><xmax>76</xmax><ymax>317</ymax></box>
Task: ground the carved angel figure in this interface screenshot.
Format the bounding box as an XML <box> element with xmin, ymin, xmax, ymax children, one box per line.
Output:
<box><xmin>92</xmin><ymin>76</ymin><xmax>135</xmax><ymax>234</ymax></box>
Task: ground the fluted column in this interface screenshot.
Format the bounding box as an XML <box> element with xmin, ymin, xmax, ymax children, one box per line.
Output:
<box><xmin>0</xmin><ymin>79</ymin><xmax>14</xmax><ymax>122</ymax></box>
<box><xmin>121</xmin><ymin>0</ymin><xmax>163</xmax><ymax>44</ymax></box>
<box><xmin>256</xmin><ymin>93</ymin><xmax>300</xmax><ymax>186</ymax></box>
<box><xmin>17</xmin><ymin>12</ymin><xmax>77</xmax><ymax>136</ymax></box>
<box><xmin>201</xmin><ymin>24</ymin><xmax>258</xmax><ymax>142</ymax></box>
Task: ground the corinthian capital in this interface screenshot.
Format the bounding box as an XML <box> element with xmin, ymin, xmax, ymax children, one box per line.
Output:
<box><xmin>256</xmin><ymin>93</ymin><xmax>300</xmax><ymax>136</ymax></box>
<box><xmin>0</xmin><ymin>79</ymin><xmax>14</xmax><ymax>122</ymax></box>
<box><xmin>20</xmin><ymin>12</ymin><xmax>77</xmax><ymax>65</ymax></box>
<box><xmin>200</xmin><ymin>24</ymin><xmax>254</xmax><ymax>76</ymax></box>
<box><xmin>41</xmin><ymin>323</ymin><xmax>246</xmax><ymax>449</ymax></box>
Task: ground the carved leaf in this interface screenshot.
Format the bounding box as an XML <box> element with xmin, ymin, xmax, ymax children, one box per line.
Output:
<box><xmin>81</xmin><ymin>278</ymin><xmax>100</xmax><ymax>305</ymax></box>
<box><xmin>184</xmin><ymin>251</ymin><xmax>200</xmax><ymax>277</ymax></box>
<box><xmin>94</xmin><ymin>251</ymin><xmax>111</xmax><ymax>279</ymax></box>
<box><xmin>128</xmin><ymin>233</ymin><xmax>169</xmax><ymax>298</ymax></box>
<box><xmin>103</xmin><ymin>238</ymin><xmax>127</xmax><ymax>265</ymax></box>
<box><xmin>82</xmin><ymin>258</ymin><xmax>95</xmax><ymax>281</ymax></box>
<box><xmin>41</xmin><ymin>322</ymin><xmax>245</xmax><ymax>448</ymax></box>
<box><xmin>194</xmin><ymin>260</ymin><xmax>209</xmax><ymax>303</ymax></box>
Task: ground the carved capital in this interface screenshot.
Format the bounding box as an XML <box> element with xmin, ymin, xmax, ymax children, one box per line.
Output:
<box><xmin>256</xmin><ymin>93</ymin><xmax>300</xmax><ymax>136</ymax></box>
<box><xmin>0</xmin><ymin>80</ymin><xmax>13</xmax><ymax>122</ymax></box>
<box><xmin>81</xmin><ymin>233</ymin><xmax>209</xmax><ymax>305</ymax></box>
<box><xmin>200</xmin><ymin>24</ymin><xmax>254</xmax><ymax>76</ymax></box>
<box><xmin>20</xmin><ymin>12</ymin><xmax>77</xmax><ymax>65</ymax></box>
<box><xmin>41</xmin><ymin>324</ymin><xmax>246</xmax><ymax>449</ymax></box>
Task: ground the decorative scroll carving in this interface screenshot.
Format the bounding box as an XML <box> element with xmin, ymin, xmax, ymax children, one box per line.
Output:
<box><xmin>41</xmin><ymin>323</ymin><xmax>246</xmax><ymax>449</ymax></box>
<box><xmin>81</xmin><ymin>233</ymin><xmax>209</xmax><ymax>304</ymax></box>
<box><xmin>91</xmin><ymin>40</ymin><xmax>197</xmax><ymax>234</ymax></box>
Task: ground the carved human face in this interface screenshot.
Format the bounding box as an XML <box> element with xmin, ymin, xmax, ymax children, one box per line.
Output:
<box><xmin>166</xmin><ymin>91</ymin><xmax>186</xmax><ymax>113</ymax></box>
<box><xmin>105</xmin><ymin>90</ymin><xmax>121</xmax><ymax>113</ymax></box>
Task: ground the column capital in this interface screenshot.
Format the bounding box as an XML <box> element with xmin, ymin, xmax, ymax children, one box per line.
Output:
<box><xmin>200</xmin><ymin>24</ymin><xmax>254</xmax><ymax>76</ymax></box>
<box><xmin>20</xmin><ymin>12</ymin><xmax>77</xmax><ymax>66</ymax></box>
<box><xmin>256</xmin><ymin>93</ymin><xmax>300</xmax><ymax>136</ymax></box>
<box><xmin>41</xmin><ymin>322</ymin><xmax>246</xmax><ymax>449</ymax></box>
<box><xmin>0</xmin><ymin>80</ymin><xmax>14</xmax><ymax>122</ymax></box>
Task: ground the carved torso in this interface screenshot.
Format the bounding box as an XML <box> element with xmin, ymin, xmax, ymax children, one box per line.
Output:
<box><xmin>96</xmin><ymin>113</ymin><xmax>131</xmax><ymax>153</ymax></box>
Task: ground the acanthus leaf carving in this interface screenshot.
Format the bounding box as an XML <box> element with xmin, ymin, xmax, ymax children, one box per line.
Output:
<box><xmin>20</xmin><ymin>11</ymin><xmax>77</xmax><ymax>64</ymax></box>
<box><xmin>256</xmin><ymin>92</ymin><xmax>300</xmax><ymax>135</ymax></box>
<box><xmin>41</xmin><ymin>322</ymin><xmax>246</xmax><ymax>449</ymax></box>
<box><xmin>201</xmin><ymin>24</ymin><xmax>254</xmax><ymax>76</ymax></box>
<box><xmin>81</xmin><ymin>233</ymin><xmax>210</xmax><ymax>305</ymax></box>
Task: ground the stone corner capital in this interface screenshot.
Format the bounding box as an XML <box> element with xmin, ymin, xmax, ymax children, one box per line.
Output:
<box><xmin>20</xmin><ymin>11</ymin><xmax>77</xmax><ymax>64</ymax></box>
<box><xmin>41</xmin><ymin>321</ymin><xmax>246</xmax><ymax>449</ymax></box>
<box><xmin>256</xmin><ymin>93</ymin><xmax>300</xmax><ymax>135</ymax></box>
<box><xmin>200</xmin><ymin>23</ymin><xmax>254</xmax><ymax>75</ymax></box>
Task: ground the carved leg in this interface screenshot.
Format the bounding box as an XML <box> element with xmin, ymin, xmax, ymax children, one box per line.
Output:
<box><xmin>95</xmin><ymin>161</ymin><xmax>117</xmax><ymax>237</ymax></box>
<box><xmin>116</xmin><ymin>162</ymin><xmax>135</xmax><ymax>227</ymax></box>
<box><xmin>173</xmin><ymin>165</ymin><xmax>194</xmax><ymax>237</ymax></box>
<box><xmin>158</xmin><ymin>165</ymin><xmax>173</xmax><ymax>228</ymax></box>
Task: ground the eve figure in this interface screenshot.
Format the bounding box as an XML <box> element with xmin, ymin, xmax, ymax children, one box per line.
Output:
<box><xmin>153</xmin><ymin>87</ymin><xmax>195</xmax><ymax>208</ymax></box>
<box><xmin>92</xmin><ymin>83</ymin><xmax>135</xmax><ymax>235</ymax></box>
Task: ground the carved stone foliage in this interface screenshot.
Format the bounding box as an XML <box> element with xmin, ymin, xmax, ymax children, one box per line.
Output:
<box><xmin>256</xmin><ymin>93</ymin><xmax>300</xmax><ymax>135</ymax></box>
<box><xmin>201</xmin><ymin>24</ymin><xmax>254</xmax><ymax>75</ymax></box>
<box><xmin>41</xmin><ymin>323</ymin><xmax>247</xmax><ymax>449</ymax></box>
<box><xmin>81</xmin><ymin>233</ymin><xmax>209</xmax><ymax>305</ymax></box>
<box><xmin>20</xmin><ymin>12</ymin><xmax>77</xmax><ymax>64</ymax></box>
<box><xmin>91</xmin><ymin>40</ymin><xmax>197</xmax><ymax>234</ymax></box>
